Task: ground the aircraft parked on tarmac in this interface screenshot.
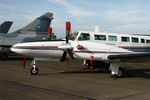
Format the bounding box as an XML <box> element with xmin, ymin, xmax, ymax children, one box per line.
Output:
<box><xmin>11</xmin><ymin>22</ymin><xmax>150</xmax><ymax>79</ymax></box>
<box><xmin>0</xmin><ymin>12</ymin><xmax>54</xmax><ymax>60</ymax></box>
<box><xmin>0</xmin><ymin>21</ymin><xmax>13</xmax><ymax>33</ymax></box>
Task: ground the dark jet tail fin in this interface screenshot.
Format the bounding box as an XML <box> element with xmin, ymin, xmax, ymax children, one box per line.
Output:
<box><xmin>0</xmin><ymin>21</ymin><xmax>13</xmax><ymax>33</ymax></box>
<box><xmin>18</xmin><ymin>12</ymin><xmax>53</xmax><ymax>34</ymax></box>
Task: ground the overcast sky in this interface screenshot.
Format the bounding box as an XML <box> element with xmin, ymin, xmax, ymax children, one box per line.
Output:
<box><xmin>0</xmin><ymin>0</ymin><xmax>150</xmax><ymax>37</ymax></box>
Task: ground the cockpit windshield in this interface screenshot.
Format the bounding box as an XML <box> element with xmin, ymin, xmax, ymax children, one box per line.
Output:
<box><xmin>70</xmin><ymin>32</ymin><xmax>79</xmax><ymax>40</ymax></box>
<box><xmin>78</xmin><ymin>33</ymin><xmax>90</xmax><ymax>41</ymax></box>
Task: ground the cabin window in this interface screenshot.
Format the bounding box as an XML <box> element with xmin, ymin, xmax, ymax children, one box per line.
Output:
<box><xmin>94</xmin><ymin>35</ymin><xmax>106</xmax><ymax>40</ymax></box>
<box><xmin>78</xmin><ymin>33</ymin><xmax>90</xmax><ymax>41</ymax></box>
<box><xmin>146</xmin><ymin>39</ymin><xmax>150</xmax><ymax>43</ymax></box>
<box><xmin>121</xmin><ymin>36</ymin><xmax>130</xmax><ymax>42</ymax></box>
<box><xmin>108</xmin><ymin>35</ymin><xmax>117</xmax><ymax>41</ymax></box>
<box><xmin>141</xmin><ymin>38</ymin><xmax>145</xmax><ymax>43</ymax></box>
<box><xmin>131</xmin><ymin>37</ymin><xmax>139</xmax><ymax>43</ymax></box>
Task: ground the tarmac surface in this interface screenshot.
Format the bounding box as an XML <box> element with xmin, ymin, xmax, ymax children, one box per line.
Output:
<box><xmin>0</xmin><ymin>59</ymin><xmax>150</xmax><ymax>100</ymax></box>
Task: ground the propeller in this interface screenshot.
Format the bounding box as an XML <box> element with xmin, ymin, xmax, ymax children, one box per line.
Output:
<box><xmin>59</xmin><ymin>21</ymin><xmax>74</xmax><ymax>62</ymax></box>
<box><xmin>48</xmin><ymin>27</ymin><xmax>52</xmax><ymax>38</ymax></box>
<box><xmin>23</xmin><ymin>55</ymin><xmax>27</xmax><ymax>69</ymax></box>
<box><xmin>90</xmin><ymin>56</ymin><xmax>94</xmax><ymax>68</ymax></box>
<box><xmin>60</xmin><ymin>52</ymin><xmax>67</xmax><ymax>62</ymax></box>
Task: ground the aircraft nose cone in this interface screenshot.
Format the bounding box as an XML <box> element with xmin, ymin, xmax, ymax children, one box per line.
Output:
<box><xmin>10</xmin><ymin>45</ymin><xmax>17</xmax><ymax>53</ymax></box>
<box><xmin>11</xmin><ymin>44</ymin><xmax>22</xmax><ymax>53</ymax></box>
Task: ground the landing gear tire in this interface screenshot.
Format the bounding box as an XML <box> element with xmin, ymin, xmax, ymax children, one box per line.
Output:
<box><xmin>118</xmin><ymin>68</ymin><xmax>124</xmax><ymax>78</ymax></box>
<box><xmin>112</xmin><ymin>68</ymin><xmax>124</xmax><ymax>80</ymax></box>
<box><xmin>30</xmin><ymin>67</ymin><xmax>39</xmax><ymax>75</ymax></box>
<box><xmin>112</xmin><ymin>74</ymin><xmax>118</xmax><ymax>80</ymax></box>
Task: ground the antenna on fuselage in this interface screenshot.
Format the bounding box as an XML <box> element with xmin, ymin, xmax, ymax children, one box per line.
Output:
<box><xmin>95</xmin><ymin>26</ymin><xmax>100</xmax><ymax>32</ymax></box>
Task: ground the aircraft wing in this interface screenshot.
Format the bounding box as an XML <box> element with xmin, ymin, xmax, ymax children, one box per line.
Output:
<box><xmin>107</xmin><ymin>52</ymin><xmax>150</xmax><ymax>62</ymax></box>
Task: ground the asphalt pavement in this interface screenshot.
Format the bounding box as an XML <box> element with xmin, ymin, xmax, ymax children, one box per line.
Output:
<box><xmin>0</xmin><ymin>60</ymin><xmax>150</xmax><ymax>100</ymax></box>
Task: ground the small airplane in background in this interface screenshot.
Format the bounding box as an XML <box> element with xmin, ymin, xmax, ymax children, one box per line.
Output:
<box><xmin>0</xmin><ymin>12</ymin><xmax>54</xmax><ymax>60</ymax></box>
<box><xmin>11</xmin><ymin>22</ymin><xmax>150</xmax><ymax>79</ymax></box>
<box><xmin>0</xmin><ymin>21</ymin><xmax>13</xmax><ymax>33</ymax></box>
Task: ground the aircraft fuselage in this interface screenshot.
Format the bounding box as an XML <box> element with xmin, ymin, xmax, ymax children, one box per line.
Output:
<box><xmin>11</xmin><ymin>31</ymin><xmax>150</xmax><ymax>62</ymax></box>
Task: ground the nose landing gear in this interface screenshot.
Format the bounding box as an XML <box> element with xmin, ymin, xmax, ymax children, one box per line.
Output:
<box><xmin>30</xmin><ymin>59</ymin><xmax>39</xmax><ymax>75</ymax></box>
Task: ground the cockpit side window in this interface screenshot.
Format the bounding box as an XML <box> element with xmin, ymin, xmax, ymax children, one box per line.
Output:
<box><xmin>78</xmin><ymin>33</ymin><xmax>90</xmax><ymax>41</ymax></box>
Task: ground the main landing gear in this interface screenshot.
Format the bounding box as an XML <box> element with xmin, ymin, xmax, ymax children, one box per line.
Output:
<box><xmin>30</xmin><ymin>59</ymin><xmax>39</xmax><ymax>75</ymax></box>
<box><xmin>109</xmin><ymin>60</ymin><xmax>124</xmax><ymax>80</ymax></box>
<box><xmin>83</xmin><ymin>60</ymin><xmax>124</xmax><ymax>79</ymax></box>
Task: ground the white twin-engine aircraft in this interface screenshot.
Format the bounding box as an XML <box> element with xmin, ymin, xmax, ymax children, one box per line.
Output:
<box><xmin>11</xmin><ymin>22</ymin><xmax>150</xmax><ymax>79</ymax></box>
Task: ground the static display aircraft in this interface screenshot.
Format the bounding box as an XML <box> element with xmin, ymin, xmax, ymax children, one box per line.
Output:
<box><xmin>0</xmin><ymin>21</ymin><xmax>13</xmax><ymax>33</ymax></box>
<box><xmin>11</xmin><ymin>22</ymin><xmax>150</xmax><ymax>79</ymax></box>
<box><xmin>0</xmin><ymin>12</ymin><xmax>53</xmax><ymax>60</ymax></box>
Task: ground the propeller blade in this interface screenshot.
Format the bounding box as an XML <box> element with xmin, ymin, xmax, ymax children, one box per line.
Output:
<box><xmin>60</xmin><ymin>51</ymin><xmax>67</xmax><ymax>62</ymax></box>
<box><xmin>90</xmin><ymin>56</ymin><xmax>95</xmax><ymax>68</ymax></box>
<box><xmin>66</xmin><ymin>21</ymin><xmax>71</xmax><ymax>43</ymax></box>
<box><xmin>67</xmin><ymin>49</ymin><xmax>75</xmax><ymax>59</ymax></box>
<box><xmin>23</xmin><ymin>55</ymin><xmax>27</xmax><ymax>69</ymax></box>
<box><xmin>48</xmin><ymin>27</ymin><xmax>52</xmax><ymax>38</ymax></box>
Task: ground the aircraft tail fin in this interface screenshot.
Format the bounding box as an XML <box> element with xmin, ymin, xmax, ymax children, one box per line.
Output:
<box><xmin>0</xmin><ymin>21</ymin><xmax>13</xmax><ymax>33</ymax></box>
<box><xmin>18</xmin><ymin>12</ymin><xmax>53</xmax><ymax>34</ymax></box>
